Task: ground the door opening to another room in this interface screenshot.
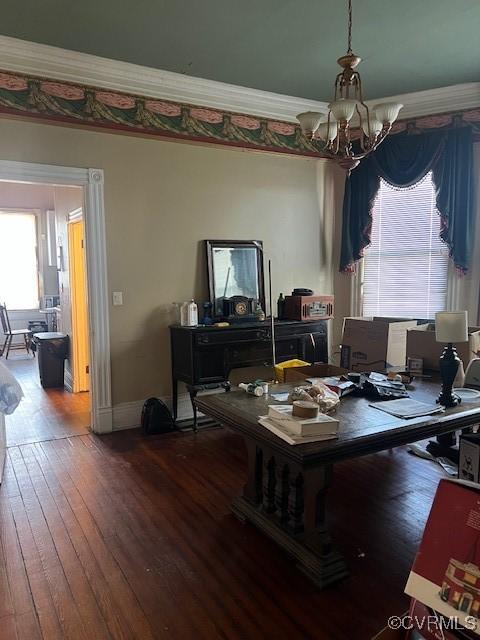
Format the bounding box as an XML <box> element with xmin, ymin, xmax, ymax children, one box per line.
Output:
<box><xmin>0</xmin><ymin>182</ymin><xmax>91</xmax><ymax>446</ymax></box>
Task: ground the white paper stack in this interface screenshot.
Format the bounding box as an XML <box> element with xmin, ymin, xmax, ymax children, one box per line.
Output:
<box><xmin>258</xmin><ymin>404</ymin><xmax>339</xmax><ymax>445</ymax></box>
<box><xmin>369</xmin><ymin>398</ymin><xmax>445</xmax><ymax>418</ymax></box>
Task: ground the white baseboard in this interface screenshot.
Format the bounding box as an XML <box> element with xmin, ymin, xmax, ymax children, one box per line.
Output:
<box><xmin>112</xmin><ymin>399</ymin><xmax>144</xmax><ymax>431</ymax></box>
<box><xmin>93</xmin><ymin>405</ymin><xmax>113</xmax><ymax>434</ymax></box>
<box><xmin>111</xmin><ymin>389</ymin><xmax>220</xmax><ymax>431</ymax></box>
<box><xmin>111</xmin><ymin>394</ymin><xmax>187</xmax><ymax>431</ymax></box>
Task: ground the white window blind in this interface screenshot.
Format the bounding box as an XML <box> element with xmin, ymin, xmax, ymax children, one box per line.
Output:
<box><xmin>362</xmin><ymin>172</ymin><xmax>448</xmax><ymax>318</ymax></box>
<box><xmin>0</xmin><ymin>212</ymin><xmax>39</xmax><ymax>310</ymax></box>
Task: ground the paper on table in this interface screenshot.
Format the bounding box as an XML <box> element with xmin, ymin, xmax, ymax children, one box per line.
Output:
<box><xmin>258</xmin><ymin>417</ymin><xmax>337</xmax><ymax>445</ymax></box>
<box><xmin>369</xmin><ymin>398</ymin><xmax>445</xmax><ymax>419</ymax></box>
<box><xmin>270</xmin><ymin>392</ymin><xmax>290</xmax><ymax>401</ymax></box>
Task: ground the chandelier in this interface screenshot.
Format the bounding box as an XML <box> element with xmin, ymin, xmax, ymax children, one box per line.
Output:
<box><xmin>297</xmin><ymin>0</ymin><xmax>403</xmax><ymax>172</ymax></box>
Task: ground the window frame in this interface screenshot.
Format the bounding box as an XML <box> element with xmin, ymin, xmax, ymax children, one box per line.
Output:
<box><xmin>357</xmin><ymin>177</ymin><xmax>450</xmax><ymax>320</ymax></box>
<box><xmin>0</xmin><ymin>207</ymin><xmax>43</xmax><ymax>311</ymax></box>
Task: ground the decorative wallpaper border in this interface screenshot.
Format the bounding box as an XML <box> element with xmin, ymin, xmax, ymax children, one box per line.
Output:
<box><xmin>0</xmin><ymin>70</ymin><xmax>478</xmax><ymax>155</ymax></box>
<box><xmin>0</xmin><ymin>71</ymin><xmax>327</xmax><ymax>157</ymax></box>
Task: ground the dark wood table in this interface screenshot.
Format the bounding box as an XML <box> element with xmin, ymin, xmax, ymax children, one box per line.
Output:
<box><xmin>195</xmin><ymin>380</ymin><xmax>480</xmax><ymax>588</ymax></box>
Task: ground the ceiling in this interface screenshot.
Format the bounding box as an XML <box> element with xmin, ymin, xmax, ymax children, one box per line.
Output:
<box><xmin>1</xmin><ymin>0</ymin><xmax>479</xmax><ymax>101</ymax></box>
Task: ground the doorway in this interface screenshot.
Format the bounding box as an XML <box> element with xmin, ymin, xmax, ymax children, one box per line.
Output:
<box><xmin>0</xmin><ymin>161</ymin><xmax>111</xmax><ymax>435</ymax></box>
<box><xmin>0</xmin><ymin>184</ymin><xmax>91</xmax><ymax>446</ymax></box>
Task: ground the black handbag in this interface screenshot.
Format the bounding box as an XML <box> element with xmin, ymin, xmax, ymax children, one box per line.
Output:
<box><xmin>141</xmin><ymin>397</ymin><xmax>175</xmax><ymax>435</ymax></box>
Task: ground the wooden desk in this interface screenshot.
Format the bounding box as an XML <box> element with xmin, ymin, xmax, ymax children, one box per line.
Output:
<box><xmin>195</xmin><ymin>380</ymin><xmax>480</xmax><ymax>588</ymax></box>
<box><xmin>170</xmin><ymin>320</ymin><xmax>327</xmax><ymax>428</ymax></box>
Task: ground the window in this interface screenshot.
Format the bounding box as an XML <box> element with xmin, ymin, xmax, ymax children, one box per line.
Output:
<box><xmin>362</xmin><ymin>172</ymin><xmax>449</xmax><ymax>318</ymax></box>
<box><xmin>0</xmin><ymin>212</ymin><xmax>39</xmax><ymax>310</ymax></box>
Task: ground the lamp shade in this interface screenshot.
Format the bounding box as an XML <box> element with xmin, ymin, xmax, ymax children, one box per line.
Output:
<box><xmin>328</xmin><ymin>99</ymin><xmax>357</xmax><ymax>123</ymax></box>
<box><xmin>435</xmin><ymin>311</ymin><xmax>468</xmax><ymax>343</ymax></box>
<box><xmin>296</xmin><ymin>111</ymin><xmax>323</xmax><ymax>137</ymax></box>
<box><xmin>373</xmin><ymin>102</ymin><xmax>403</xmax><ymax>125</ymax></box>
<box><xmin>361</xmin><ymin>117</ymin><xmax>383</xmax><ymax>138</ymax></box>
<box><xmin>316</xmin><ymin>119</ymin><xmax>338</xmax><ymax>142</ymax></box>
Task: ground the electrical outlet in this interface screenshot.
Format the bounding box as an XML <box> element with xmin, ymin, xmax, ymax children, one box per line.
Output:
<box><xmin>112</xmin><ymin>291</ymin><xmax>123</xmax><ymax>306</ymax></box>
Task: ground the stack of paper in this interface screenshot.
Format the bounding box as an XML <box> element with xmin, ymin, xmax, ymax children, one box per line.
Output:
<box><xmin>258</xmin><ymin>404</ymin><xmax>339</xmax><ymax>445</ymax></box>
<box><xmin>369</xmin><ymin>398</ymin><xmax>445</xmax><ymax>418</ymax></box>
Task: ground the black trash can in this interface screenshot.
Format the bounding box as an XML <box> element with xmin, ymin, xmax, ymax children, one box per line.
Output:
<box><xmin>32</xmin><ymin>332</ymin><xmax>69</xmax><ymax>389</ymax></box>
<box><xmin>28</xmin><ymin>320</ymin><xmax>48</xmax><ymax>333</ymax></box>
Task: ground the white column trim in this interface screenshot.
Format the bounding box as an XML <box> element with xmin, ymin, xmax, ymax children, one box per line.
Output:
<box><xmin>0</xmin><ymin>160</ymin><xmax>112</xmax><ymax>433</ymax></box>
<box><xmin>85</xmin><ymin>169</ymin><xmax>112</xmax><ymax>433</ymax></box>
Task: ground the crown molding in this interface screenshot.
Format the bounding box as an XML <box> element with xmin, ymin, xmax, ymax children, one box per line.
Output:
<box><xmin>0</xmin><ymin>35</ymin><xmax>478</xmax><ymax>129</ymax></box>
<box><xmin>366</xmin><ymin>83</ymin><xmax>480</xmax><ymax>120</ymax></box>
<box><xmin>0</xmin><ymin>35</ymin><xmax>328</xmax><ymax>123</ymax></box>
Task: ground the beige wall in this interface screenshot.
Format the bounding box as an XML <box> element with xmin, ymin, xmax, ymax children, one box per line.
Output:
<box><xmin>0</xmin><ymin>117</ymin><xmax>336</xmax><ymax>406</ymax></box>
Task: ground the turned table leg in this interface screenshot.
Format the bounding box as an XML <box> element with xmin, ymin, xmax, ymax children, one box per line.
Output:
<box><xmin>231</xmin><ymin>436</ymin><xmax>348</xmax><ymax>589</ymax></box>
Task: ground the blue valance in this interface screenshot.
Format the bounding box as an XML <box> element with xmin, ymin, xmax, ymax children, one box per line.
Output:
<box><xmin>340</xmin><ymin>127</ymin><xmax>474</xmax><ymax>273</ymax></box>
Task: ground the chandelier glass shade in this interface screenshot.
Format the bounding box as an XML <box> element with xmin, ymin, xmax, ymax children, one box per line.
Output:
<box><xmin>297</xmin><ymin>0</ymin><xmax>403</xmax><ymax>172</ymax></box>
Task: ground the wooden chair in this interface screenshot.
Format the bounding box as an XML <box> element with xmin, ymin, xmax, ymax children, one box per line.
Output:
<box><xmin>0</xmin><ymin>303</ymin><xmax>34</xmax><ymax>358</ymax></box>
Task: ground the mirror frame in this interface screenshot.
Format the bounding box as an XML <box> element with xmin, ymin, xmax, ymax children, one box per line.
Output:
<box><xmin>206</xmin><ymin>239</ymin><xmax>265</xmax><ymax>319</ymax></box>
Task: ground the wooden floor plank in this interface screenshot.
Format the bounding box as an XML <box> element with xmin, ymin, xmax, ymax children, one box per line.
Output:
<box><xmin>3</xmin><ymin>355</ymin><xmax>90</xmax><ymax>447</ymax></box>
<box><xmin>8</xmin><ymin>447</ymin><xmax>90</xmax><ymax>640</ymax></box>
<box><xmin>30</xmin><ymin>441</ymin><xmax>137</xmax><ymax>640</ymax></box>
<box><xmin>38</xmin><ymin>439</ymin><xmax>156</xmax><ymax>640</ymax></box>
<box><xmin>0</xmin><ymin>613</ymin><xmax>19</xmax><ymax>639</ymax></box>
<box><xmin>14</xmin><ymin>611</ymin><xmax>43</xmax><ymax>640</ymax></box>
<box><xmin>71</xmin><ymin>434</ymin><xmax>297</xmax><ymax>639</ymax></box>
<box><xmin>6</xmin><ymin>450</ymin><xmax>66</xmax><ymax>640</ymax></box>
<box><xmin>18</xmin><ymin>443</ymin><xmax>113</xmax><ymax>640</ymax></box>
<box><xmin>0</xmin><ymin>413</ymin><xmax>448</xmax><ymax>640</ymax></box>
<box><xmin>0</xmin><ymin>495</ymin><xmax>39</xmax><ymax>626</ymax></box>
<box><xmin>51</xmin><ymin>435</ymin><xmax>223</xmax><ymax>640</ymax></box>
<box><xmin>74</xmin><ymin>440</ymin><xmax>270</xmax><ymax>639</ymax></box>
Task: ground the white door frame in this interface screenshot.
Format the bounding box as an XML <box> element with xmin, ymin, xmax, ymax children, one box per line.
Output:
<box><xmin>0</xmin><ymin>161</ymin><xmax>112</xmax><ymax>433</ymax></box>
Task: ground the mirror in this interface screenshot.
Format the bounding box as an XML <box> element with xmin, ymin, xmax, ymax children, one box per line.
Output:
<box><xmin>206</xmin><ymin>240</ymin><xmax>265</xmax><ymax>318</ymax></box>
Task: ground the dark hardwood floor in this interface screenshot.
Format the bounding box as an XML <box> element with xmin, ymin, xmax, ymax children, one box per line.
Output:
<box><xmin>2</xmin><ymin>354</ymin><xmax>90</xmax><ymax>446</ymax></box>
<box><xmin>0</xmin><ymin>423</ymin><xmax>445</xmax><ymax>639</ymax></box>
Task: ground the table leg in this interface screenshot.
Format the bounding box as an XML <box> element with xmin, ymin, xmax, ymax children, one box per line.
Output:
<box><xmin>427</xmin><ymin>430</ymin><xmax>459</xmax><ymax>463</ymax></box>
<box><xmin>187</xmin><ymin>386</ymin><xmax>199</xmax><ymax>432</ymax></box>
<box><xmin>172</xmin><ymin>378</ymin><xmax>178</xmax><ymax>423</ymax></box>
<box><xmin>231</xmin><ymin>436</ymin><xmax>348</xmax><ymax>589</ymax></box>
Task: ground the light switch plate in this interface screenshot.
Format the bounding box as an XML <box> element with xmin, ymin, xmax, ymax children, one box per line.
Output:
<box><xmin>112</xmin><ymin>291</ymin><xmax>123</xmax><ymax>306</ymax></box>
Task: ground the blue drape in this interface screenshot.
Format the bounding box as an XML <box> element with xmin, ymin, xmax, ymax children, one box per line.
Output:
<box><xmin>340</xmin><ymin>127</ymin><xmax>474</xmax><ymax>273</ymax></box>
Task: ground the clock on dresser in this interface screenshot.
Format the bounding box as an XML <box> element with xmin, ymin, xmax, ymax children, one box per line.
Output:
<box><xmin>222</xmin><ymin>295</ymin><xmax>257</xmax><ymax>322</ymax></box>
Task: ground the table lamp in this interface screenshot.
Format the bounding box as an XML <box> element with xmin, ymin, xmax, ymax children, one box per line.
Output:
<box><xmin>435</xmin><ymin>311</ymin><xmax>468</xmax><ymax>407</ymax></box>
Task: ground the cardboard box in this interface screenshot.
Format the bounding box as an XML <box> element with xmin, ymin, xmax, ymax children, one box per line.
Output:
<box><xmin>284</xmin><ymin>364</ymin><xmax>348</xmax><ymax>384</ymax></box>
<box><xmin>340</xmin><ymin>317</ymin><xmax>418</xmax><ymax>372</ymax></box>
<box><xmin>459</xmin><ymin>433</ymin><xmax>480</xmax><ymax>484</ymax></box>
<box><xmin>405</xmin><ymin>479</ymin><xmax>480</xmax><ymax>635</ymax></box>
<box><xmin>406</xmin><ymin>323</ymin><xmax>480</xmax><ymax>372</ymax></box>
<box><xmin>274</xmin><ymin>359</ymin><xmax>310</xmax><ymax>383</ymax></box>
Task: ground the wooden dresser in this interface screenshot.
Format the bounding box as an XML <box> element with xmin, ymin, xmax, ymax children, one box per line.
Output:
<box><xmin>170</xmin><ymin>319</ymin><xmax>328</xmax><ymax>428</ymax></box>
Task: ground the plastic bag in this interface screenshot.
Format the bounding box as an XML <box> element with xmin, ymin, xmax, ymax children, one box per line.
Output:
<box><xmin>288</xmin><ymin>382</ymin><xmax>340</xmax><ymax>413</ymax></box>
<box><xmin>0</xmin><ymin>361</ymin><xmax>23</xmax><ymax>415</ymax></box>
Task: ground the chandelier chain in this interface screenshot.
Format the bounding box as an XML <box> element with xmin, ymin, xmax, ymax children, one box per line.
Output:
<box><xmin>347</xmin><ymin>0</ymin><xmax>353</xmax><ymax>54</ymax></box>
<box><xmin>295</xmin><ymin>0</ymin><xmax>402</xmax><ymax>172</ymax></box>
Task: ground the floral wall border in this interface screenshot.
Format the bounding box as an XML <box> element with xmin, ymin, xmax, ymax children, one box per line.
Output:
<box><xmin>0</xmin><ymin>71</ymin><xmax>327</xmax><ymax>157</ymax></box>
<box><xmin>0</xmin><ymin>70</ymin><xmax>479</xmax><ymax>156</ymax></box>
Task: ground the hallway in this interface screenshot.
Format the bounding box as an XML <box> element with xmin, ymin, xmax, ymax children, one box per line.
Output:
<box><xmin>2</xmin><ymin>354</ymin><xmax>90</xmax><ymax>447</ymax></box>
